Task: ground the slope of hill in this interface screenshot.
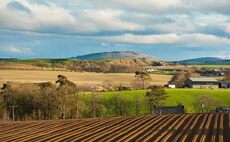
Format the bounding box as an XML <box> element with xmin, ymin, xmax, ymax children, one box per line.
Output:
<box><xmin>72</xmin><ymin>51</ymin><xmax>158</xmax><ymax>60</ymax></box>
<box><xmin>0</xmin><ymin>58</ymin><xmax>161</xmax><ymax>73</ymax></box>
<box><xmin>178</xmin><ymin>57</ymin><xmax>230</xmax><ymax>65</ymax></box>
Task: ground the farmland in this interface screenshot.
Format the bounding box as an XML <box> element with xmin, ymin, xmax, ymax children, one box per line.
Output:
<box><xmin>87</xmin><ymin>89</ymin><xmax>230</xmax><ymax>113</ymax></box>
<box><xmin>0</xmin><ymin>113</ymin><xmax>229</xmax><ymax>142</ymax></box>
<box><xmin>0</xmin><ymin>70</ymin><xmax>172</xmax><ymax>86</ymax></box>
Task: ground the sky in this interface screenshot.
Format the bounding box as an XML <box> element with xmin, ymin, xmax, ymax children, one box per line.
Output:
<box><xmin>0</xmin><ymin>0</ymin><xmax>230</xmax><ymax>61</ymax></box>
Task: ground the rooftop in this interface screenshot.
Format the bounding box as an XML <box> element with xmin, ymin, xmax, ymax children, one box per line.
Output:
<box><xmin>188</xmin><ymin>78</ymin><xmax>218</xmax><ymax>82</ymax></box>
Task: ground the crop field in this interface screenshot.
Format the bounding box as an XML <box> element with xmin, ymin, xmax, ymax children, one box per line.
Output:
<box><xmin>0</xmin><ymin>62</ymin><xmax>41</xmax><ymax>70</ymax></box>
<box><xmin>0</xmin><ymin>70</ymin><xmax>172</xmax><ymax>86</ymax></box>
<box><xmin>0</xmin><ymin>113</ymin><xmax>229</xmax><ymax>142</ymax></box>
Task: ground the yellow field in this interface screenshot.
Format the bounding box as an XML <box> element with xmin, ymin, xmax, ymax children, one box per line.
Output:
<box><xmin>0</xmin><ymin>70</ymin><xmax>172</xmax><ymax>86</ymax></box>
<box><xmin>0</xmin><ymin>62</ymin><xmax>41</xmax><ymax>70</ymax></box>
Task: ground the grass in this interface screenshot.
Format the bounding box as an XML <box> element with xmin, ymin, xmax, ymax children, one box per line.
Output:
<box><xmin>150</xmin><ymin>70</ymin><xmax>177</xmax><ymax>75</ymax></box>
<box><xmin>188</xmin><ymin>65</ymin><xmax>230</xmax><ymax>68</ymax></box>
<box><xmin>98</xmin><ymin>89</ymin><xmax>230</xmax><ymax>113</ymax></box>
<box><xmin>165</xmin><ymin>89</ymin><xmax>230</xmax><ymax>112</ymax></box>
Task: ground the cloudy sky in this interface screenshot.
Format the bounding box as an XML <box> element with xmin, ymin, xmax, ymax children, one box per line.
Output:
<box><xmin>0</xmin><ymin>0</ymin><xmax>230</xmax><ymax>60</ymax></box>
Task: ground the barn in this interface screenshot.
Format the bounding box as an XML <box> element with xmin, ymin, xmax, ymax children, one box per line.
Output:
<box><xmin>219</xmin><ymin>82</ymin><xmax>230</xmax><ymax>88</ymax></box>
<box><xmin>185</xmin><ymin>78</ymin><xmax>219</xmax><ymax>89</ymax></box>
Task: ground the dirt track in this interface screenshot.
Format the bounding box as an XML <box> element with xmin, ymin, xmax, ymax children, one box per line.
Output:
<box><xmin>0</xmin><ymin>113</ymin><xmax>229</xmax><ymax>142</ymax></box>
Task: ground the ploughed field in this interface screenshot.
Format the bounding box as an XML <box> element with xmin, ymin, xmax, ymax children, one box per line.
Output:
<box><xmin>0</xmin><ymin>113</ymin><xmax>229</xmax><ymax>142</ymax></box>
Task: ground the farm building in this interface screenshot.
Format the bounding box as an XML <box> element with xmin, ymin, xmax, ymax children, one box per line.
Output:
<box><xmin>185</xmin><ymin>78</ymin><xmax>219</xmax><ymax>89</ymax></box>
<box><xmin>146</xmin><ymin>68</ymin><xmax>155</xmax><ymax>72</ymax></box>
<box><xmin>212</xmin><ymin>69</ymin><xmax>225</xmax><ymax>76</ymax></box>
<box><xmin>164</xmin><ymin>84</ymin><xmax>176</xmax><ymax>88</ymax></box>
<box><xmin>219</xmin><ymin>82</ymin><xmax>230</xmax><ymax>88</ymax></box>
<box><xmin>144</xmin><ymin>66</ymin><xmax>156</xmax><ymax>72</ymax></box>
<box><xmin>216</xmin><ymin>107</ymin><xmax>230</xmax><ymax>113</ymax></box>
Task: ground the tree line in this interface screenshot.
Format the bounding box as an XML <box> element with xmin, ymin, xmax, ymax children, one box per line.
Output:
<box><xmin>0</xmin><ymin>75</ymin><xmax>167</xmax><ymax>121</ymax></box>
<box><xmin>33</xmin><ymin>59</ymin><xmax>159</xmax><ymax>73</ymax></box>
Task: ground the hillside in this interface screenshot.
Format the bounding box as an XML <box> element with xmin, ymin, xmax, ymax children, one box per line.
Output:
<box><xmin>72</xmin><ymin>51</ymin><xmax>158</xmax><ymax>60</ymax></box>
<box><xmin>178</xmin><ymin>57</ymin><xmax>230</xmax><ymax>65</ymax></box>
<box><xmin>0</xmin><ymin>58</ymin><xmax>162</xmax><ymax>73</ymax></box>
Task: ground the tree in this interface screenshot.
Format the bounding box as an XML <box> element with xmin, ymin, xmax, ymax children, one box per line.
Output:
<box><xmin>146</xmin><ymin>86</ymin><xmax>168</xmax><ymax>114</ymax></box>
<box><xmin>88</xmin><ymin>85</ymin><xmax>104</xmax><ymax>118</ymax></box>
<box><xmin>133</xmin><ymin>94</ymin><xmax>142</xmax><ymax>116</ymax></box>
<box><xmin>169</xmin><ymin>70</ymin><xmax>199</xmax><ymax>88</ymax></box>
<box><xmin>102</xmin><ymin>80</ymin><xmax>116</xmax><ymax>91</ymax></box>
<box><xmin>0</xmin><ymin>89</ymin><xmax>5</xmax><ymax>120</ymax></box>
<box><xmin>135</xmin><ymin>71</ymin><xmax>151</xmax><ymax>89</ymax></box>
<box><xmin>224</xmin><ymin>71</ymin><xmax>230</xmax><ymax>81</ymax></box>
<box><xmin>1</xmin><ymin>83</ymin><xmax>40</xmax><ymax>121</ymax></box>
<box><xmin>56</xmin><ymin>75</ymin><xmax>79</xmax><ymax>119</ymax></box>
<box><xmin>108</xmin><ymin>94</ymin><xmax>131</xmax><ymax>116</ymax></box>
<box><xmin>194</xmin><ymin>95</ymin><xmax>223</xmax><ymax>113</ymax></box>
<box><xmin>35</xmin><ymin>82</ymin><xmax>58</xmax><ymax>120</ymax></box>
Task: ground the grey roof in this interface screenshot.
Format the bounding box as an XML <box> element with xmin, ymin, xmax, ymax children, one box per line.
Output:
<box><xmin>188</xmin><ymin>78</ymin><xmax>218</xmax><ymax>82</ymax></box>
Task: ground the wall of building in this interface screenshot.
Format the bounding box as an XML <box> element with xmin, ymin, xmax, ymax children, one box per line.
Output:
<box><xmin>192</xmin><ymin>84</ymin><xmax>219</xmax><ymax>89</ymax></box>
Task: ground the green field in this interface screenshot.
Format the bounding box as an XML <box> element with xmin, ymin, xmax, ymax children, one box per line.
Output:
<box><xmin>189</xmin><ymin>64</ymin><xmax>230</xmax><ymax>68</ymax></box>
<box><xmin>84</xmin><ymin>89</ymin><xmax>230</xmax><ymax>114</ymax></box>
<box><xmin>150</xmin><ymin>70</ymin><xmax>177</xmax><ymax>75</ymax></box>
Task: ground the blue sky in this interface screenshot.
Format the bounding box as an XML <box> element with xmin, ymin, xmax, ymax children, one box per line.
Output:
<box><xmin>0</xmin><ymin>0</ymin><xmax>230</xmax><ymax>60</ymax></box>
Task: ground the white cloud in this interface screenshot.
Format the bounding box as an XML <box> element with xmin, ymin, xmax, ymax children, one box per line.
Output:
<box><xmin>87</xmin><ymin>0</ymin><xmax>183</xmax><ymax>13</ymax></box>
<box><xmin>81</xmin><ymin>9</ymin><xmax>143</xmax><ymax>31</ymax></box>
<box><xmin>6</xmin><ymin>46</ymin><xmax>31</xmax><ymax>54</ymax></box>
<box><xmin>101</xmin><ymin>33</ymin><xmax>180</xmax><ymax>44</ymax></box>
<box><xmin>87</xmin><ymin>0</ymin><xmax>230</xmax><ymax>14</ymax></box>
<box><xmin>100</xmin><ymin>33</ymin><xmax>230</xmax><ymax>47</ymax></box>
<box><xmin>0</xmin><ymin>0</ymin><xmax>143</xmax><ymax>33</ymax></box>
<box><xmin>101</xmin><ymin>42</ymin><xmax>110</xmax><ymax>47</ymax></box>
<box><xmin>0</xmin><ymin>0</ymin><xmax>76</xmax><ymax>32</ymax></box>
<box><xmin>224</xmin><ymin>23</ymin><xmax>230</xmax><ymax>33</ymax></box>
<box><xmin>0</xmin><ymin>0</ymin><xmax>229</xmax><ymax>35</ymax></box>
<box><xmin>217</xmin><ymin>51</ymin><xmax>230</xmax><ymax>59</ymax></box>
<box><xmin>0</xmin><ymin>0</ymin><xmax>230</xmax><ymax>53</ymax></box>
<box><xmin>179</xmin><ymin>34</ymin><xmax>230</xmax><ymax>47</ymax></box>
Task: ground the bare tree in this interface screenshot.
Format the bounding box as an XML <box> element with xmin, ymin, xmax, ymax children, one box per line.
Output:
<box><xmin>88</xmin><ymin>85</ymin><xmax>103</xmax><ymax>118</ymax></box>
<box><xmin>102</xmin><ymin>80</ymin><xmax>116</xmax><ymax>91</ymax></box>
<box><xmin>224</xmin><ymin>70</ymin><xmax>230</xmax><ymax>81</ymax></box>
<box><xmin>56</xmin><ymin>75</ymin><xmax>79</xmax><ymax>119</ymax></box>
<box><xmin>135</xmin><ymin>71</ymin><xmax>151</xmax><ymax>89</ymax></box>
<box><xmin>169</xmin><ymin>71</ymin><xmax>199</xmax><ymax>88</ymax></box>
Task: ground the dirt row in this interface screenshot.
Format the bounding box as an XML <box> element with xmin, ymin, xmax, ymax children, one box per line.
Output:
<box><xmin>0</xmin><ymin>113</ymin><xmax>229</xmax><ymax>142</ymax></box>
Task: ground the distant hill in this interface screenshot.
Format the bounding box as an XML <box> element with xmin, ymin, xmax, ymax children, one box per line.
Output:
<box><xmin>178</xmin><ymin>57</ymin><xmax>230</xmax><ymax>65</ymax></box>
<box><xmin>72</xmin><ymin>51</ymin><xmax>158</xmax><ymax>61</ymax></box>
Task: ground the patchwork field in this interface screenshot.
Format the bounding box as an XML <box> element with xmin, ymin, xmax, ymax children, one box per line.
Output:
<box><xmin>0</xmin><ymin>70</ymin><xmax>172</xmax><ymax>86</ymax></box>
<box><xmin>0</xmin><ymin>113</ymin><xmax>229</xmax><ymax>142</ymax></box>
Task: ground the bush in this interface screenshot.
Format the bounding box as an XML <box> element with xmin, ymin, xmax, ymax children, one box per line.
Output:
<box><xmin>193</xmin><ymin>94</ymin><xmax>223</xmax><ymax>113</ymax></box>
